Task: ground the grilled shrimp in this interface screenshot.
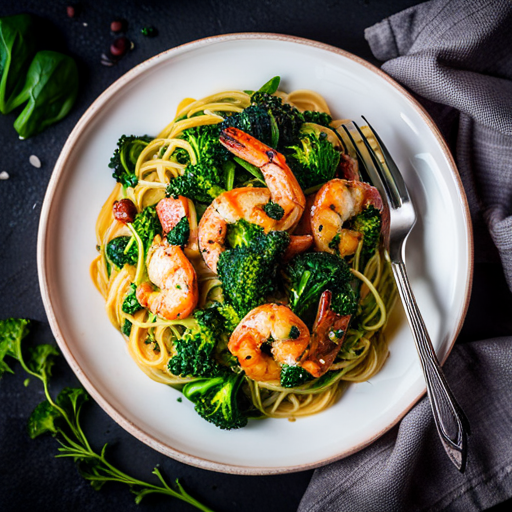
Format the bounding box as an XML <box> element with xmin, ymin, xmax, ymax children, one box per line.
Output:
<box><xmin>198</xmin><ymin>128</ymin><xmax>306</xmax><ymax>273</ymax></box>
<box><xmin>136</xmin><ymin>235</ymin><xmax>198</xmax><ymax>320</ymax></box>
<box><xmin>301</xmin><ymin>291</ymin><xmax>350</xmax><ymax>378</ymax></box>
<box><xmin>311</xmin><ymin>179</ymin><xmax>383</xmax><ymax>257</ymax></box>
<box><xmin>283</xmin><ymin>235</ymin><xmax>313</xmax><ymax>261</ymax></box>
<box><xmin>220</xmin><ymin>127</ymin><xmax>306</xmax><ymax>230</ymax></box>
<box><xmin>294</xmin><ymin>193</ymin><xmax>317</xmax><ymax>237</ymax></box>
<box><xmin>228</xmin><ymin>304</ymin><xmax>310</xmax><ymax>382</ymax></box>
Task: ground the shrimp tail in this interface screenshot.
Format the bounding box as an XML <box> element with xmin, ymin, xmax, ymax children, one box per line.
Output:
<box><xmin>301</xmin><ymin>291</ymin><xmax>351</xmax><ymax>378</ymax></box>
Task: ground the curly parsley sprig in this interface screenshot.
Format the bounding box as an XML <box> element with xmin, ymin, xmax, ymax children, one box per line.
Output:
<box><xmin>0</xmin><ymin>318</ymin><xmax>214</xmax><ymax>512</ymax></box>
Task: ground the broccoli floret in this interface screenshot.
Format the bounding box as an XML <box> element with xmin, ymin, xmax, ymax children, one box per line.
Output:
<box><xmin>107</xmin><ymin>206</ymin><xmax>162</xmax><ymax>271</ymax></box>
<box><xmin>167</xmin><ymin>216</ymin><xmax>190</xmax><ymax>246</ymax></box>
<box><xmin>167</xmin><ymin>162</ymin><xmax>225</xmax><ymax>203</ymax></box>
<box><xmin>280</xmin><ymin>364</ymin><xmax>314</xmax><ymax>388</ymax></box>
<box><xmin>121</xmin><ymin>319</ymin><xmax>132</xmax><ymax>337</ymax></box>
<box><xmin>109</xmin><ymin>135</ymin><xmax>153</xmax><ymax>188</ymax></box>
<box><xmin>251</xmin><ymin>92</ymin><xmax>304</xmax><ymax>147</ymax></box>
<box><xmin>167</xmin><ymin>124</ymin><xmax>229</xmax><ymax>202</ymax></box>
<box><xmin>348</xmin><ymin>205</ymin><xmax>382</xmax><ymax>260</ymax></box>
<box><xmin>218</xmin><ymin>230</ymin><xmax>290</xmax><ymax>318</ymax></box>
<box><xmin>331</xmin><ymin>292</ymin><xmax>357</xmax><ymax>317</ymax></box>
<box><xmin>285</xmin><ymin>252</ymin><xmax>357</xmax><ymax>324</ymax></box>
<box><xmin>182</xmin><ymin>372</ymin><xmax>248</xmax><ymax>430</ymax></box>
<box><xmin>168</xmin><ymin>309</ymin><xmax>225</xmax><ymax>378</ymax></box>
<box><xmin>105</xmin><ymin>236</ymin><xmax>138</xmax><ymax>269</ymax></box>
<box><xmin>214</xmin><ymin>302</ymin><xmax>242</xmax><ymax>333</ymax></box>
<box><xmin>226</xmin><ymin>219</ymin><xmax>264</xmax><ymax>249</ymax></box>
<box><xmin>221</xmin><ymin>104</ymin><xmax>276</xmax><ymax>147</ymax></box>
<box><xmin>131</xmin><ymin>204</ymin><xmax>162</xmax><ymax>255</ymax></box>
<box><xmin>263</xmin><ymin>201</ymin><xmax>284</xmax><ymax>220</ymax></box>
<box><xmin>122</xmin><ymin>283</ymin><xmax>142</xmax><ymax>315</ymax></box>
<box><xmin>302</xmin><ymin>111</ymin><xmax>333</xmax><ymax>127</ymax></box>
<box><xmin>286</xmin><ymin>128</ymin><xmax>340</xmax><ymax>190</ymax></box>
<box><xmin>178</xmin><ymin>124</ymin><xmax>230</xmax><ymax>167</ymax></box>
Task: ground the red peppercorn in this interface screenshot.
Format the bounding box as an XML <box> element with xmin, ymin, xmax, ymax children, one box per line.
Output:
<box><xmin>110</xmin><ymin>20</ymin><xmax>124</xmax><ymax>32</ymax></box>
<box><xmin>67</xmin><ymin>6</ymin><xmax>76</xmax><ymax>18</ymax></box>
<box><xmin>113</xmin><ymin>199</ymin><xmax>137</xmax><ymax>223</ymax></box>
<box><xmin>110</xmin><ymin>37</ymin><xmax>129</xmax><ymax>57</ymax></box>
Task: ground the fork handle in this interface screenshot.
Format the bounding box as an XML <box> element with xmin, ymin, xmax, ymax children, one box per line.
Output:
<box><xmin>391</xmin><ymin>260</ymin><xmax>470</xmax><ymax>472</ymax></box>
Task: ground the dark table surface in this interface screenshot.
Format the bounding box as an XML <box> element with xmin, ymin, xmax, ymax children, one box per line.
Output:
<box><xmin>2</xmin><ymin>1</ymin><xmax>512</xmax><ymax>511</ymax></box>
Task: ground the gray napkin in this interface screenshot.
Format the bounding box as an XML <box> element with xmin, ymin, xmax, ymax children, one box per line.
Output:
<box><xmin>298</xmin><ymin>1</ymin><xmax>512</xmax><ymax>511</ymax></box>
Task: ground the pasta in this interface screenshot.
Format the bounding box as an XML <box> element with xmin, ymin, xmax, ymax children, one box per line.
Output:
<box><xmin>90</xmin><ymin>78</ymin><xmax>397</xmax><ymax>428</ymax></box>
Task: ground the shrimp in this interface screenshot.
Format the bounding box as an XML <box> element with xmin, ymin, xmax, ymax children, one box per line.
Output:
<box><xmin>198</xmin><ymin>128</ymin><xmax>306</xmax><ymax>273</ymax></box>
<box><xmin>228</xmin><ymin>304</ymin><xmax>310</xmax><ymax>382</ymax></box>
<box><xmin>136</xmin><ymin>235</ymin><xmax>198</xmax><ymax>321</ymax></box>
<box><xmin>311</xmin><ymin>178</ymin><xmax>383</xmax><ymax>257</ymax></box>
<box><xmin>283</xmin><ymin>235</ymin><xmax>313</xmax><ymax>261</ymax></box>
<box><xmin>220</xmin><ymin>127</ymin><xmax>306</xmax><ymax>230</ymax></box>
<box><xmin>301</xmin><ymin>291</ymin><xmax>351</xmax><ymax>378</ymax></box>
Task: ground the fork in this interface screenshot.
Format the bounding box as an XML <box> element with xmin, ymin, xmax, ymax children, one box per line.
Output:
<box><xmin>338</xmin><ymin>119</ymin><xmax>470</xmax><ymax>472</ymax></box>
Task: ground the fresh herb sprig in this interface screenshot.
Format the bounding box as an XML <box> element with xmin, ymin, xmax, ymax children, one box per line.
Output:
<box><xmin>0</xmin><ymin>318</ymin><xmax>213</xmax><ymax>512</ymax></box>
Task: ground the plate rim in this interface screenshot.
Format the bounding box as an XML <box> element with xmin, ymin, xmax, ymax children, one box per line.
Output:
<box><xmin>37</xmin><ymin>32</ymin><xmax>474</xmax><ymax>475</ymax></box>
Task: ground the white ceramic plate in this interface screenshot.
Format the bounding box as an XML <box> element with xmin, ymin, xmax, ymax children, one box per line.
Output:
<box><xmin>38</xmin><ymin>34</ymin><xmax>473</xmax><ymax>475</ymax></box>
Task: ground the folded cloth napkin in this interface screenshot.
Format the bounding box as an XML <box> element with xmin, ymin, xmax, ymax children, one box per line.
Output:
<box><xmin>298</xmin><ymin>1</ymin><xmax>512</xmax><ymax>511</ymax></box>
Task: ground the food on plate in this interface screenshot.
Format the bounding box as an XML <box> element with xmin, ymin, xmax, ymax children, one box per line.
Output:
<box><xmin>90</xmin><ymin>77</ymin><xmax>397</xmax><ymax>430</ymax></box>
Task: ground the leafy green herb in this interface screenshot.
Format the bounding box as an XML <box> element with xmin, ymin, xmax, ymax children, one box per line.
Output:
<box><xmin>0</xmin><ymin>14</ymin><xmax>37</xmax><ymax>114</ymax></box>
<box><xmin>0</xmin><ymin>318</ymin><xmax>213</xmax><ymax>511</ymax></box>
<box><xmin>328</xmin><ymin>233</ymin><xmax>341</xmax><ymax>253</ymax></box>
<box><xmin>0</xmin><ymin>317</ymin><xmax>31</xmax><ymax>377</ymax></box>
<box><xmin>141</xmin><ymin>26</ymin><xmax>157</xmax><ymax>37</ymax></box>
<box><xmin>167</xmin><ymin>216</ymin><xmax>190</xmax><ymax>247</ymax></box>
<box><xmin>232</xmin><ymin>156</ymin><xmax>266</xmax><ymax>185</ymax></box>
<box><xmin>289</xmin><ymin>326</ymin><xmax>300</xmax><ymax>340</ymax></box>
<box><xmin>121</xmin><ymin>319</ymin><xmax>132</xmax><ymax>337</ymax></box>
<box><xmin>263</xmin><ymin>201</ymin><xmax>284</xmax><ymax>220</ymax></box>
<box><xmin>9</xmin><ymin>50</ymin><xmax>79</xmax><ymax>139</ymax></box>
<box><xmin>256</xmin><ymin>76</ymin><xmax>280</xmax><ymax>95</ymax></box>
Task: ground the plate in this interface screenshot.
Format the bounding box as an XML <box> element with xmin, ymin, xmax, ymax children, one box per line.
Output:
<box><xmin>37</xmin><ymin>33</ymin><xmax>473</xmax><ymax>475</ymax></box>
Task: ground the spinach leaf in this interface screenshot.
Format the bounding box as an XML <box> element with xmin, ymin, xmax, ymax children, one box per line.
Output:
<box><xmin>106</xmin><ymin>236</ymin><xmax>138</xmax><ymax>269</ymax></box>
<box><xmin>0</xmin><ymin>14</ymin><xmax>37</xmax><ymax>114</ymax></box>
<box><xmin>166</xmin><ymin>216</ymin><xmax>190</xmax><ymax>247</ymax></box>
<box><xmin>257</xmin><ymin>76</ymin><xmax>280</xmax><ymax>95</ymax></box>
<box><xmin>9</xmin><ymin>50</ymin><xmax>79</xmax><ymax>139</ymax></box>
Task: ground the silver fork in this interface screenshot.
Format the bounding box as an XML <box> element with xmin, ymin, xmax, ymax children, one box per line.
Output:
<box><xmin>338</xmin><ymin>118</ymin><xmax>470</xmax><ymax>472</ymax></box>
